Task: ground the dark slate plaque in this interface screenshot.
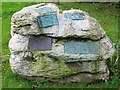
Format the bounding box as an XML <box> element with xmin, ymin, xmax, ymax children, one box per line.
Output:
<box><xmin>38</xmin><ymin>14</ymin><xmax>58</xmax><ymax>28</ymax></box>
<box><xmin>64</xmin><ymin>13</ymin><xmax>85</xmax><ymax>20</ymax></box>
<box><xmin>64</xmin><ymin>42</ymin><xmax>99</xmax><ymax>54</ymax></box>
<box><xmin>28</xmin><ymin>36</ymin><xmax>52</xmax><ymax>51</ymax></box>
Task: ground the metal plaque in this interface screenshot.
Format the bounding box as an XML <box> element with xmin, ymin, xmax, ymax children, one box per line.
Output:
<box><xmin>64</xmin><ymin>13</ymin><xmax>85</xmax><ymax>20</ymax></box>
<box><xmin>28</xmin><ymin>36</ymin><xmax>52</xmax><ymax>51</ymax></box>
<box><xmin>64</xmin><ymin>42</ymin><xmax>99</xmax><ymax>54</ymax></box>
<box><xmin>38</xmin><ymin>7</ymin><xmax>57</xmax><ymax>14</ymax></box>
<box><xmin>37</xmin><ymin>7</ymin><xmax>58</xmax><ymax>28</ymax></box>
<box><xmin>38</xmin><ymin>14</ymin><xmax>58</xmax><ymax>28</ymax></box>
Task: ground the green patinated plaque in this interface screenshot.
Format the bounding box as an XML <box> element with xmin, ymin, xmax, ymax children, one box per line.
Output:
<box><xmin>64</xmin><ymin>42</ymin><xmax>99</xmax><ymax>54</ymax></box>
<box><xmin>64</xmin><ymin>13</ymin><xmax>85</xmax><ymax>20</ymax></box>
<box><xmin>37</xmin><ymin>7</ymin><xmax>58</xmax><ymax>28</ymax></box>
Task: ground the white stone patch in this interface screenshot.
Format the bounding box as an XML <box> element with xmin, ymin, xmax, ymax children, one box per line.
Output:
<box><xmin>42</xmin><ymin>24</ymin><xmax>59</xmax><ymax>36</ymax></box>
<box><xmin>11</xmin><ymin>7</ymin><xmax>41</xmax><ymax>35</ymax></box>
<box><xmin>100</xmin><ymin>36</ymin><xmax>115</xmax><ymax>59</ymax></box>
<box><xmin>10</xmin><ymin>52</ymin><xmax>31</xmax><ymax>76</ymax></box>
<box><xmin>9</xmin><ymin>34</ymin><xmax>29</xmax><ymax>53</ymax></box>
<box><xmin>52</xmin><ymin>43</ymin><xmax>64</xmax><ymax>56</ymax></box>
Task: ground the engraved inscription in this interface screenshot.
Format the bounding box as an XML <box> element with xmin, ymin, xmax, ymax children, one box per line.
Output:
<box><xmin>38</xmin><ymin>7</ymin><xmax>57</xmax><ymax>14</ymax></box>
<box><xmin>64</xmin><ymin>42</ymin><xmax>99</xmax><ymax>54</ymax></box>
<box><xmin>64</xmin><ymin>13</ymin><xmax>85</xmax><ymax>20</ymax></box>
<box><xmin>28</xmin><ymin>36</ymin><xmax>52</xmax><ymax>51</ymax></box>
<box><xmin>37</xmin><ymin>7</ymin><xmax>58</xmax><ymax>28</ymax></box>
<box><xmin>38</xmin><ymin>14</ymin><xmax>58</xmax><ymax>28</ymax></box>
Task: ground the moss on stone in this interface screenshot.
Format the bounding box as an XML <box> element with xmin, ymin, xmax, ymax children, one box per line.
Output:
<box><xmin>93</xmin><ymin>60</ymin><xmax>100</xmax><ymax>72</ymax></box>
<box><xmin>27</xmin><ymin>51</ymin><xmax>80</xmax><ymax>78</ymax></box>
<box><xmin>24</xmin><ymin>50</ymin><xmax>105</xmax><ymax>80</ymax></box>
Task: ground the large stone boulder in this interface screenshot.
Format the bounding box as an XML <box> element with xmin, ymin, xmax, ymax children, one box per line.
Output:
<box><xmin>9</xmin><ymin>3</ymin><xmax>115</xmax><ymax>83</ymax></box>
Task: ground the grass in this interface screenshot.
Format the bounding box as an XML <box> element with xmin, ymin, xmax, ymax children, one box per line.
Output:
<box><xmin>2</xmin><ymin>2</ymin><xmax>120</xmax><ymax>89</ymax></box>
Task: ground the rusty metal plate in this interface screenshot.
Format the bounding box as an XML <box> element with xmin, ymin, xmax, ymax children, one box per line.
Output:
<box><xmin>28</xmin><ymin>36</ymin><xmax>52</xmax><ymax>51</ymax></box>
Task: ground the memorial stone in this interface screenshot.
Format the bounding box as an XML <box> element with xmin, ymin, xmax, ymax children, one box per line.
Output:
<box><xmin>9</xmin><ymin>3</ymin><xmax>115</xmax><ymax>83</ymax></box>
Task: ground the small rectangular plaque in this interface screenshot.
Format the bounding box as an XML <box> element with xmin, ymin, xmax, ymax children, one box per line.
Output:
<box><xmin>38</xmin><ymin>14</ymin><xmax>58</xmax><ymax>28</ymax></box>
<box><xmin>64</xmin><ymin>42</ymin><xmax>99</xmax><ymax>54</ymax></box>
<box><xmin>28</xmin><ymin>36</ymin><xmax>52</xmax><ymax>51</ymax></box>
<box><xmin>64</xmin><ymin>13</ymin><xmax>85</xmax><ymax>20</ymax></box>
<box><xmin>38</xmin><ymin>7</ymin><xmax>57</xmax><ymax>14</ymax></box>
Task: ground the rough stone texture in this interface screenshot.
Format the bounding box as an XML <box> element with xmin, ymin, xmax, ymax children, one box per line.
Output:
<box><xmin>11</xmin><ymin>5</ymin><xmax>105</xmax><ymax>40</ymax></box>
<box><xmin>11</xmin><ymin>3</ymin><xmax>59</xmax><ymax>36</ymax></box>
<box><xmin>9</xmin><ymin>3</ymin><xmax>115</xmax><ymax>83</ymax></box>
<box><xmin>9</xmin><ymin>34</ymin><xmax>29</xmax><ymax>53</ymax></box>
